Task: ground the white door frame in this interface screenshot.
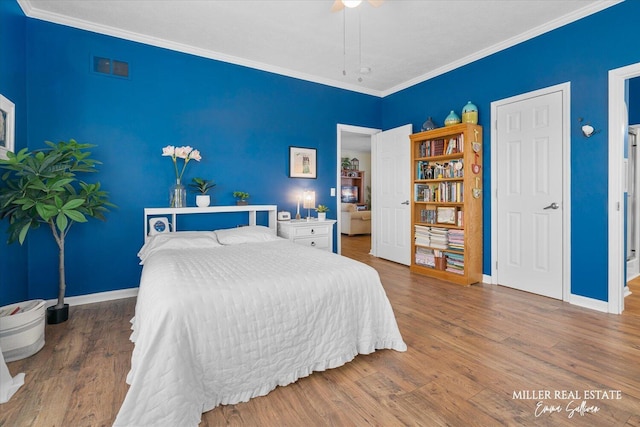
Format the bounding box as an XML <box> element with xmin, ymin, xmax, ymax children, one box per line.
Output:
<box><xmin>336</xmin><ymin>124</ymin><xmax>380</xmax><ymax>255</ymax></box>
<box><xmin>608</xmin><ymin>63</ymin><xmax>640</xmax><ymax>314</ymax></box>
<box><xmin>490</xmin><ymin>82</ymin><xmax>572</xmax><ymax>302</ymax></box>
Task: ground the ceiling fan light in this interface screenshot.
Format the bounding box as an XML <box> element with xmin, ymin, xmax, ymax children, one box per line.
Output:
<box><xmin>342</xmin><ymin>0</ymin><xmax>363</xmax><ymax>8</ymax></box>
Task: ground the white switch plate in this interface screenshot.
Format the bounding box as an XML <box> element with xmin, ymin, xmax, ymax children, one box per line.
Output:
<box><xmin>330</xmin><ymin>187</ymin><xmax>336</xmax><ymax>196</ymax></box>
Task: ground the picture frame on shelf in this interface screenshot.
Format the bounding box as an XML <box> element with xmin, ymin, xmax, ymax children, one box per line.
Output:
<box><xmin>289</xmin><ymin>146</ymin><xmax>317</xmax><ymax>179</ymax></box>
<box><xmin>0</xmin><ymin>94</ymin><xmax>15</xmax><ymax>160</ymax></box>
<box><xmin>436</xmin><ymin>206</ymin><xmax>457</xmax><ymax>224</ymax></box>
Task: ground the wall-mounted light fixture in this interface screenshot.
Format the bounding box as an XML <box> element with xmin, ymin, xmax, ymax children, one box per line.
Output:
<box><xmin>579</xmin><ymin>117</ymin><xmax>601</xmax><ymax>138</ymax></box>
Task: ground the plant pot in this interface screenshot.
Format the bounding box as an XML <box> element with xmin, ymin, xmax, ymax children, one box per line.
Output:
<box><xmin>196</xmin><ymin>194</ymin><xmax>211</xmax><ymax>207</ymax></box>
<box><xmin>0</xmin><ymin>300</ymin><xmax>46</xmax><ymax>362</ymax></box>
<box><xmin>236</xmin><ymin>200</ymin><xmax>248</xmax><ymax>206</ymax></box>
<box><xmin>46</xmin><ymin>304</ymin><xmax>69</xmax><ymax>325</ymax></box>
<box><xmin>317</xmin><ymin>212</ymin><xmax>326</xmax><ymax>221</ymax></box>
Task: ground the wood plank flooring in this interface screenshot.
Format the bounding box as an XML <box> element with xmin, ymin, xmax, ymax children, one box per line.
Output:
<box><xmin>2</xmin><ymin>235</ymin><xmax>640</xmax><ymax>426</ymax></box>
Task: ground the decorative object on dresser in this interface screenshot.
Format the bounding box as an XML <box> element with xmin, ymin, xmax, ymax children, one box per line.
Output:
<box><xmin>315</xmin><ymin>204</ymin><xmax>330</xmax><ymax>221</ymax></box>
<box><xmin>189</xmin><ymin>177</ymin><xmax>216</xmax><ymax>207</ymax></box>
<box><xmin>0</xmin><ymin>139</ymin><xmax>115</xmax><ymax>324</ymax></box>
<box><xmin>162</xmin><ymin>145</ymin><xmax>202</xmax><ymax>208</ymax></box>
<box><xmin>233</xmin><ymin>191</ymin><xmax>250</xmax><ymax>205</ymax></box>
<box><xmin>410</xmin><ymin>123</ymin><xmax>482</xmax><ymax>286</ymax></box>
<box><xmin>277</xmin><ymin>218</ymin><xmax>336</xmax><ymax>252</ymax></box>
<box><xmin>302</xmin><ymin>190</ymin><xmax>315</xmax><ymax>219</ymax></box>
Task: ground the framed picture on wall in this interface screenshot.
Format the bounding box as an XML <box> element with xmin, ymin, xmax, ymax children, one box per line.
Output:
<box><xmin>289</xmin><ymin>146</ymin><xmax>317</xmax><ymax>179</ymax></box>
<box><xmin>0</xmin><ymin>94</ymin><xmax>15</xmax><ymax>160</ymax></box>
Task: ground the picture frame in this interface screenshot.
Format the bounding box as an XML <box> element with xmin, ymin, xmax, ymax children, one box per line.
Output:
<box><xmin>436</xmin><ymin>206</ymin><xmax>457</xmax><ymax>224</ymax></box>
<box><xmin>0</xmin><ymin>94</ymin><xmax>15</xmax><ymax>160</ymax></box>
<box><xmin>289</xmin><ymin>146</ymin><xmax>317</xmax><ymax>179</ymax></box>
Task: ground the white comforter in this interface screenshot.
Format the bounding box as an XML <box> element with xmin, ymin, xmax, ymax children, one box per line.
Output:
<box><xmin>115</xmin><ymin>238</ymin><xmax>406</xmax><ymax>426</ymax></box>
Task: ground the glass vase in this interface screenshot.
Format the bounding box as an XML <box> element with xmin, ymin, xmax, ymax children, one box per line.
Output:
<box><xmin>169</xmin><ymin>179</ymin><xmax>186</xmax><ymax>208</ymax></box>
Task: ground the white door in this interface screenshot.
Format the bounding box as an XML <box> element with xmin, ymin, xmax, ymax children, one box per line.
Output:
<box><xmin>372</xmin><ymin>124</ymin><xmax>412</xmax><ymax>265</ymax></box>
<box><xmin>495</xmin><ymin>89</ymin><xmax>565</xmax><ymax>299</ymax></box>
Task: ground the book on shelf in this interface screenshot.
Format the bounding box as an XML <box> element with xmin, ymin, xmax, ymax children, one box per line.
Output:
<box><xmin>416</xmin><ymin>160</ymin><xmax>464</xmax><ymax>180</ymax></box>
<box><xmin>419</xmin><ymin>207</ymin><xmax>437</xmax><ymax>224</ymax></box>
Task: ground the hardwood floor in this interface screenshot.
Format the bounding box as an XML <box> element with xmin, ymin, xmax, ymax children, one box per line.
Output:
<box><xmin>3</xmin><ymin>236</ymin><xmax>640</xmax><ymax>426</ymax></box>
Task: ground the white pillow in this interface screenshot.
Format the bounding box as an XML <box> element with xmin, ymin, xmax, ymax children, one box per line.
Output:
<box><xmin>138</xmin><ymin>231</ymin><xmax>222</xmax><ymax>264</ymax></box>
<box><xmin>214</xmin><ymin>225</ymin><xmax>280</xmax><ymax>245</ymax></box>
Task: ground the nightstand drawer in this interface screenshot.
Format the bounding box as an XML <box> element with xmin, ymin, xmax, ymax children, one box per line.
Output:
<box><xmin>291</xmin><ymin>225</ymin><xmax>330</xmax><ymax>238</ymax></box>
<box><xmin>294</xmin><ymin>236</ymin><xmax>329</xmax><ymax>249</ymax></box>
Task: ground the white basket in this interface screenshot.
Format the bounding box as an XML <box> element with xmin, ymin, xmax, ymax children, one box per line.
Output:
<box><xmin>0</xmin><ymin>300</ymin><xmax>46</xmax><ymax>362</ymax></box>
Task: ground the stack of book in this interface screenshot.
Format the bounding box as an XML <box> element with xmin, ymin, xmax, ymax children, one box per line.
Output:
<box><xmin>448</xmin><ymin>229</ymin><xmax>464</xmax><ymax>252</ymax></box>
<box><xmin>429</xmin><ymin>227</ymin><xmax>449</xmax><ymax>249</ymax></box>
<box><xmin>445</xmin><ymin>252</ymin><xmax>464</xmax><ymax>274</ymax></box>
<box><xmin>414</xmin><ymin>225</ymin><xmax>431</xmax><ymax>246</ymax></box>
<box><xmin>415</xmin><ymin>247</ymin><xmax>436</xmax><ymax>267</ymax></box>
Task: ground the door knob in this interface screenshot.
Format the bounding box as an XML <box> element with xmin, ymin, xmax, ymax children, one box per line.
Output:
<box><xmin>543</xmin><ymin>202</ymin><xmax>559</xmax><ymax>210</ymax></box>
<box><xmin>401</xmin><ymin>200</ymin><xmax>410</xmax><ymax>205</ymax></box>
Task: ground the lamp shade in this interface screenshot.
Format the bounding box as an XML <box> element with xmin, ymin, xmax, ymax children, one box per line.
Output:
<box><xmin>303</xmin><ymin>191</ymin><xmax>316</xmax><ymax>209</ymax></box>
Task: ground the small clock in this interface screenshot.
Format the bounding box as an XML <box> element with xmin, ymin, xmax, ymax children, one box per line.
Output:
<box><xmin>278</xmin><ymin>211</ymin><xmax>291</xmax><ymax>221</ymax></box>
<box><xmin>149</xmin><ymin>217</ymin><xmax>170</xmax><ymax>235</ymax></box>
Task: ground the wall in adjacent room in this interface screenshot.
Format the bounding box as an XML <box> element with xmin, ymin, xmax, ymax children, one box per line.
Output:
<box><xmin>0</xmin><ymin>15</ymin><xmax>381</xmax><ymax>305</ymax></box>
<box><xmin>381</xmin><ymin>1</ymin><xmax>640</xmax><ymax>301</ymax></box>
<box><xmin>0</xmin><ymin>0</ymin><xmax>28</xmax><ymax>305</ymax></box>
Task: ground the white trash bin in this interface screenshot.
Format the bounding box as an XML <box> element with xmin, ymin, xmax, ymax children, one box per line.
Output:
<box><xmin>0</xmin><ymin>300</ymin><xmax>46</xmax><ymax>362</ymax></box>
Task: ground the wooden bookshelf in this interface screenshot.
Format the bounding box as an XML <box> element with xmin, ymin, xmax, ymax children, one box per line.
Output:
<box><xmin>341</xmin><ymin>170</ymin><xmax>365</xmax><ymax>204</ymax></box>
<box><xmin>410</xmin><ymin>123</ymin><xmax>482</xmax><ymax>285</ymax></box>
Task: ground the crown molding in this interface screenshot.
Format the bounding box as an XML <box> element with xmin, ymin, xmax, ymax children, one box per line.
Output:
<box><xmin>18</xmin><ymin>0</ymin><xmax>622</xmax><ymax>99</ymax></box>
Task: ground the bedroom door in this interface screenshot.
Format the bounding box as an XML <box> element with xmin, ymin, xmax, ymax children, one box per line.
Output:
<box><xmin>372</xmin><ymin>124</ymin><xmax>412</xmax><ymax>265</ymax></box>
<box><xmin>494</xmin><ymin>86</ymin><xmax>567</xmax><ymax>299</ymax></box>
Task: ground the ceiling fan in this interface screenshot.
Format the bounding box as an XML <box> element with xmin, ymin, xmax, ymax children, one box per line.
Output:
<box><xmin>331</xmin><ymin>0</ymin><xmax>384</xmax><ymax>12</ymax></box>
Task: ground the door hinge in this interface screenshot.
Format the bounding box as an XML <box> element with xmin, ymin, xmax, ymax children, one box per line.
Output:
<box><xmin>617</xmin><ymin>201</ymin><xmax>620</xmax><ymax>211</ymax></box>
<box><xmin>495</xmin><ymin>261</ymin><xmax>498</xmax><ymax>270</ymax></box>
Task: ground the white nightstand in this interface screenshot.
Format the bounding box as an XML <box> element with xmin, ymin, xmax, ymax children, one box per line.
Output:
<box><xmin>277</xmin><ymin>219</ymin><xmax>336</xmax><ymax>252</ymax></box>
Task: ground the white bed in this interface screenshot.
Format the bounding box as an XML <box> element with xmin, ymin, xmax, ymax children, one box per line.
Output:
<box><xmin>115</xmin><ymin>206</ymin><xmax>406</xmax><ymax>426</ymax></box>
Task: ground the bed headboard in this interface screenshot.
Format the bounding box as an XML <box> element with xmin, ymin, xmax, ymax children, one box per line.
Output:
<box><xmin>144</xmin><ymin>205</ymin><xmax>278</xmax><ymax>240</ymax></box>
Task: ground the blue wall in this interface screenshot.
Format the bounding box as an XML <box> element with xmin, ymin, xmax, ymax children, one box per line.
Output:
<box><xmin>0</xmin><ymin>0</ymin><xmax>28</xmax><ymax>305</ymax></box>
<box><xmin>382</xmin><ymin>1</ymin><xmax>640</xmax><ymax>302</ymax></box>
<box><xmin>2</xmin><ymin>1</ymin><xmax>640</xmax><ymax>305</ymax></box>
<box><xmin>1</xmin><ymin>8</ymin><xmax>381</xmax><ymax>304</ymax></box>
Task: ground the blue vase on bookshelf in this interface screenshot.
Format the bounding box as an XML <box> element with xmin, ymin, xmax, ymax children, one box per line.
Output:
<box><xmin>444</xmin><ymin>110</ymin><xmax>461</xmax><ymax>126</ymax></box>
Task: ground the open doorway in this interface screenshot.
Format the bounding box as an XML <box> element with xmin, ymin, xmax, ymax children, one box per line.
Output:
<box><xmin>336</xmin><ymin>124</ymin><xmax>377</xmax><ymax>257</ymax></box>
<box><xmin>608</xmin><ymin>63</ymin><xmax>640</xmax><ymax>314</ymax></box>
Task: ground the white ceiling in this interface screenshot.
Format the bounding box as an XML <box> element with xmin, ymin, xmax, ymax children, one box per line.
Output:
<box><xmin>18</xmin><ymin>0</ymin><xmax>618</xmax><ymax>97</ymax></box>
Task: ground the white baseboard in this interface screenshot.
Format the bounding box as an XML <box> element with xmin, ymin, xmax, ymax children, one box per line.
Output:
<box><xmin>568</xmin><ymin>293</ymin><xmax>609</xmax><ymax>313</ymax></box>
<box><xmin>481</xmin><ymin>274</ymin><xmax>611</xmax><ymax>313</ymax></box>
<box><xmin>45</xmin><ymin>287</ymin><xmax>138</xmax><ymax>308</ymax></box>
<box><xmin>624</xmin><ymin>285</ymin><xmax>632</xmax><ymax>298</ymax></box>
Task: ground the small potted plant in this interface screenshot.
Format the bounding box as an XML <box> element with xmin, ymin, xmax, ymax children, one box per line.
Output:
<box><xmin>316</xmin><ymin>204</ymin><xmax>330</xmax><ymax>221</ymax></box>
<box><xmin>189</xmin><ymin>177</ymin><xmax>216</xmax><ymax>207</ymax></box>
<box><xmin>233</xmin><ymin>191</ymin><xmax>250</xmax><ymax>205</ymax></box>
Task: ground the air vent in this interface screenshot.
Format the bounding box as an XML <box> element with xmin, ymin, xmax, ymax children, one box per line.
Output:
<box><xmin>92</xmin><ymin>56</ymin><xmax>129</xmax><ymax>79</ymax></box>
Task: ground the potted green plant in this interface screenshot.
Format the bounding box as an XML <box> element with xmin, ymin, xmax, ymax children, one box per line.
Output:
<box><xmin>0</xmin><ymin>139</ymin><xmax>114</xmax><ymax>324</ymax></box>
<box><xmin>233</xmin><ymin>191</ymin><xmax>250</xmax><ymax>205</ymax></box>
<box><xmin>316</xmin><ymin>204</ymin><xmax>330</xmax><ymax>221</ymax></box>
<box><xmin>189</xmin><ymin>177</ymin><xmax>216</xmax><ymax>207</ymax></box>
